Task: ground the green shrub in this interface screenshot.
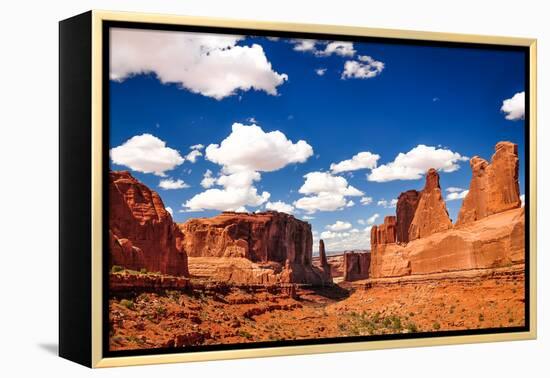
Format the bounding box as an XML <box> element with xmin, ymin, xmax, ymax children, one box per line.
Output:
<box><xmin>111</xmin><ymin>265</ymin><xmax>124</xmax><ymax>273</ymax></box>
<box><xmin>140</xmin><ymin>268</ymin><xmax>148</xmax><ymax>274</ymax></box>
<box><xmin>433</xmin><ymin>322</ymin><xmax>441</xmax><ymax>330</ymax></box>
<box><xmin>120</xmin><ymin>299</ymin><xmax>135</xmax><ymax>310</ymax></box>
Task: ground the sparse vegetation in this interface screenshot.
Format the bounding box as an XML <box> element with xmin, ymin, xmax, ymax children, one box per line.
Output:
<box><xmin>120</xmin><ymin>299</ymin><xmax>135</xmax><ymax>310</ymax></box>
<box><xmin>111</xmin><ymin>265</ymin><xmax>124</xmax><ymax>273</ymax></box>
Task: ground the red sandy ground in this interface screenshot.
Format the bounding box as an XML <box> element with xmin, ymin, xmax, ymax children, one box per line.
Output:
<box><xmin>109</xmin><ymin>264</ymin><xmax>525</xmax><ymax>351</ymax></box>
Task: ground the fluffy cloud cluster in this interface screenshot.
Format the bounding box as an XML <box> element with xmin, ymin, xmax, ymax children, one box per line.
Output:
<box><xmin>205</xmin><ymin>123</ymin><xmax>313</xmax><ymax>173</ymax></box>
<box><xmin>110</xmin><ymin>28</ymin><xmax>288</xmax><ymax>100</ymax></box>
<box><xmin>366</xmin><ymin>213</ymin><xmax>380</xmax><ymax>224</ymax></box>
<box><xmin>158</xmin><ymin>178</ymin><xmax>189</xmax><ymax>190</ymax></box>
<box><xmin>501</xmin><ymin>91</ymin><xmax>525</xmax><ymax>121</ymax></box>
<box><xmin>294</xmin><ymin>171</ymin><xmax>363</xmax><ymax>213</ymax></box>
<box><xmin>342</xmin><ymin>55</ymin><xmax>385</xmax><ymax>79</ymax></box>
<box><xmin>377</xmin><ymin>199</ymin><xmax>398</xmax><ymax>208</ymax></box>
<box><xmin>360</xmin><ymin>196</ymin><xmax>373</xmax><ymax>205</ymax></box>
<box><xmin>200</xmin><ymin>169</ymin><xmax>216</xmax><ymax>188</ymax></box>
<box><xmin>265</xmin><ymin>201</ymin><xmax>295</xmax><ymax>214</ymax></box>
<box><xmin>183</xmin><ymin>124</ymin><xmax>313</xmax><ymax>212</ymax></box>
<box><xmin>316</xmin><ymin>225</ymin><xmax>372</xmax><ymax>252</ymax></box>
<box><xmin>325</xmin><ymin>220</ymin><xmax>352</xmax><ymax>232</ymax></box>
<box><xmin>330</xmin><ymin>151</ymin><xmax>380</xmax><ymax>173</ymax></box>
<box><xmin>445</xmin><ymin>187</ymin><xmax>469</xmax><ymax>201</ymax></box>
<box><xmin>185</xmin><ymin>144</ymin><xmax>204</xmax><ymax>163</ymax></box>
<box><xmin>368</xmin><ymin>144</ymin><xmax>468</xmax><ymax>182</ymax></box>
<box><xmin>315</xmin><ymin>68</ymin><xmax>327</xmax><ymax>76</ymax></box>
<box><xmin>520</xmin><ymin>194</ymin><xmax>525</xmax><ymax>207</ymax></box>
<box><xmin>291</xmin><ymin>40</ymin><xmax>355</xmax><ymax>57</ymax></box>
<box><xmin>110</xmin><ymin>134</ymin><xmax>184</xmax><ymax>176</ymax></box>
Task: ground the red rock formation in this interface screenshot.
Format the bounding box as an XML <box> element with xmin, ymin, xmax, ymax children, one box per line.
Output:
<box><xmin>396</xmin><ymin>190</ymin><xmax>421</xmax><ymax>244</ymax></box>
<box><xmin>370</xmin><ymin>207</ymin><xmax>524</xmax><ymax>278</ymax></box>
<box><xmin>456</xmin><ymin>141</ymin><xmax>521</xmax><ymax>225</ymax></box>
<box><xmin>343</xmin><ymin>252</ymin><xmax>371</xmax><ymax>281</ymax></box>
<box><xmin>317</xmin><ymin>239</ymin><xmax>332</xmax><ymax>280</ymax></box>
<box><xmin>408</xmin><ymin>169</ymin><xmax>452</xmax><ymax>240</ymax></box>
<box><xmin>179</xmin><ymin>211</ymin><xmax>331</xmax><ymax>285</ymax></box>
<box><xmin>109</xmin><ymin>171</ymin><xmax>188</xmax><ymax>276</ymax></box>
<box><xmin>371</xmin><ymin>216</ymin><xmax>397</xmax><ymax>249</ymax></box>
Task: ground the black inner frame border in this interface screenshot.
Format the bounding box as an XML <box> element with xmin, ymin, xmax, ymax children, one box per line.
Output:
<box><xmin>101</xmin><ymin>19</ymin><xmax>531</xmax><ymax>359</ymax></box>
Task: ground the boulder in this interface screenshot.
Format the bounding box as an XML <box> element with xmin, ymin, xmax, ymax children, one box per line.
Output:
<box><xmin>109</xmin><ymin>171</ymin><xmax>188</xmax><ymax>276</ymax></box>
<box><xmin>409</xmin><ymin>169</ymin><xmax>452</xmax><ymax>240</ymax></box>
<box><xmin>456</xmin><ymin>141</ymin><xmax>521</xmax><ymax>225</ymax></box>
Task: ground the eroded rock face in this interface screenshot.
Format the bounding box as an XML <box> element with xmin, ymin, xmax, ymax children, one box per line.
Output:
<box><xmin>409</xmin><ymin>169</ymin><xmax>452</xmax><ymax>240</ymax></box>
<box><xmin>371</xmin><ymin>216</ymin><xmax>397</xmax><ymax>249</ymax></box>
<box><xmin>370</xmin><ymin>207</ymin><xmax>524</xmax><ymax>278</ymax></box>
<box><xmin>179</xmin><ymin>211</ymin><xmax>331</xmax><ymax>285</ymax></box>
<box><xmin>456</xmin><ymin>141</ymin><xmax>521</xmax><ymax>225</ymax></box>
<box><xmin>343</xmin><ymin>252</ymin><xmax>371</xmax><ymax>281</ymax></box>
<box><xmin>109</xmin><ymin>171</ymin><xmax>189</xmax><ymax>276</ymax></box>
<box><xmin>396</xmin><ymin>190</ymin><xmax>421</xmax><ymax>244</ymax></box>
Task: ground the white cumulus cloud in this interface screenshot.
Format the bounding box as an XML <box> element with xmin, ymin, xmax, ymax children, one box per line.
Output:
<box><xmin>315</xmin><ymin>68</ymin><xmax>327</xmax><ymax>76</ymax></box>
<box><xmin>360</xmin><ymin>196</ymin><xmax>373</xmax><ymax>205</ymax></box>
<box><xmin>367</xmin><ymin>213</ymin><xmax>380</xmax><ymax>224</ymax></box>
<box><xmin>110</xmin><ymin>28</ymin><xmax>288</xmax><ymax>100</ymax></box>
<box><xmin>265</xmin><ymin>201</ymin><xmax>295</xmax><ymax>214</ymax></box>
<box><xmin>326</xmin><ymin>221</ymin><xmax>353</xmax><ymax>232</ymax></box>
<box><xmin>330</xmin><ymin>151</ymin><xmax>380</xmax><ymax>173</ymax></box>
<box><xmin>184</xmin><ymin>123</ymin><xmax>312</xmax><ymax>212</ymax></box>
<box><xmin>377</xmin><ymin>199</ymin><xmax>398</xmax><ymax>208</ymax></box>
<box><xmin>294</xmin><ymin>171</ymin><xmax>364</xmax><ymax>214</ymax></box>
<box><xmin>165</xmin><ymin>207</ymin><xmax>173</xmax><ymax>216</ymax></box>
<box><xmin>446</xmin><ymin>189</ymin><xmax>469</xmax><ymax>201</ymax></box>
<box><xmin>110</xmin><ymin>134</ymin><xmax>184</xmax><ymax>176</ymax></box>
<box><xmin>200</xmin><ymin>169</ymin><xmax>216</xmax><ymax>188</ymax></box>
<box><xmin>158</xmin><ymin>178</ymin><xmax>190</xmax><ymax>190</ymax></box>
<box><xmin>501</xmin><ymin>91</ymin><xmax>525</xmax><ymax>121</ymax></box>
<box><xmin>520</xmin><ymin>194</ymin><xmax>525</xmax><ymax>207</ymax></box>
<box><xmin>205</xmin><ymin>123</ymin><xmax>313</xmax><ymax>173</ymax></box>
<box><xmin>342</xmin><ymin>55</ymin><xmax>385</xmax><ymax>79</ymax></box>
<box><xmin>368</xmin><ymin>144</ymin><xmax>468</xmax><ymax>182</ymax></box>
<box><xmin>185</xmin><ymin>149</ymin><xmax>202</xmax><ymax>163</ymax></box>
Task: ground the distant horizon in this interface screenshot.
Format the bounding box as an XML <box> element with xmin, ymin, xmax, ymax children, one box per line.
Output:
<box><xmin>108</xmin><ymin>27</ymin><xmax>526</xmax><ymax>253</ymax></box>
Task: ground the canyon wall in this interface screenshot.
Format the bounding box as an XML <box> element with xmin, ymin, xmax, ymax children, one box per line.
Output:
<box><xmin>343</xmin><ymin>252</ymin><xmax>371</xmax><ymax>282</ymax></box>
<box><xmin>109</xmin><ymin>171</ymin><xmax>189</xmax><ymax>276</ymax></box>
<box><xmin>456</xmin><ymin>141</ymin><xmax>521</xmax><ymax>225</ymax></box>
<box><xmin>180</xmin><ymin>212</ymin><xmax>331</xmax><ymax>285</ymax></box>
<box><xmin>369</xmin><ymin>142</ymin><xmax>524</xmax><ymax>279</ymax></box>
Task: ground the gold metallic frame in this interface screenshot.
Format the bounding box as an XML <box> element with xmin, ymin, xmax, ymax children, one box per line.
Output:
<box><xmin>88</xmin><ymin>10</ymin><xmax>537</xmax><ymax>368</ymax></box>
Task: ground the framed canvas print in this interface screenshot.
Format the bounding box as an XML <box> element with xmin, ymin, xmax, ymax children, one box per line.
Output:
<box><xmin>59</xmin><ymin>10</ymin><xmax>537</xmax><ymax>368</ymax></box>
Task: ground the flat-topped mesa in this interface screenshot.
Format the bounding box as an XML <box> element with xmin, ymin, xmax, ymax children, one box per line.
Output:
<box><xmin>408</xmin><ymin>169</ymin><xmax>452</xmax><ymax>240</ymax></box>
<box><xmin>370</xmin><ymin>216</ymin><xmax>397</xmax><ymax>250</ymax></box>
<box><xmin>395</xmin><ymin>190</ymin><xmax>421</xmax><ymax>244</ymax></box>
<box><xmin>109</xmin><ymin>171</ymin><xmax>189</xmax><ymax>276</ymax></box>
<box><xmin>179</xmin><ymin>211</ymin><xmax>331</xmax><ymax>285</ymax></box>
<box><xmin>456</xmin><ymin>141</ymin><xmax>521</xmax><ymax>226</ymax></box>
<box><xmin>179</xmin><ymin>211</ymin><xmax>312</xmax><ymax>264</ymax></box>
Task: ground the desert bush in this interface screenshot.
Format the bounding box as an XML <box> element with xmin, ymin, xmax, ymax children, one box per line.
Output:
<box><xmin>433</xmin><ymin>322</ymin><xmax>441</xmax><ymax>330</ymax></box>
<box><xmin>120</xmin><ymin>299</ymin><xmax>135</xmax><ymax>310</ymax></box>
<box><xmin>111</xmin><ymin>265</ymin><xmax>124</xmax><ymax>273</ymax></box>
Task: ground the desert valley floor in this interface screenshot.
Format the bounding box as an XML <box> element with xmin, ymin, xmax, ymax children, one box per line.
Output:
<box><xmin>108</xmin><ymin>141</ymin><xmax>526</xmax><ymax>351</ymax></box>
<box><xmin>109</xmin><ymin>264</ymin><xmax>525</xmax><ymax>350</ymax></box>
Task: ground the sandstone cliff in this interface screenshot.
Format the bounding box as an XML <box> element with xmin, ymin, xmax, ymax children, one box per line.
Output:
<box><xmin>109</xmin><ymin>171</ymin><xmax>189</xmax><ymax>276</ymax></box>
<box><xmin>409</xmin><ymin>169</ymin><xmax>452</xmax><ymax>240</ymax></box>
<box><xmin>369</xmin><ymin>207</ymin><xmax>524</xmax><ymax>278</ymax></box>
<box><xmin>456</xmin><ymin>141</ymin><xmax>521</xmax><ymax>225</ymax></box>
<box><xmin>343</xmin><ymin>252</ymin><xmax>371</xmax><ymax>282</ymax></box>
<box><xmin>396</xmin><ymin>190</ymin><xmax>420</xmax><ymax>244</ymax></box>
<box><xmin>371</xmin><ymin>216</ymin><xmax>397</xmax><ymax>248</ymax></box>
<box><xmin>179</xmin><ymin>211</ymin><xmax>331</xmax><ymax>285</ymax></box>
<box><xmin>369</xmin><ymin>141</ymin><xmax>524</xmax><ymax>278</ymax></box>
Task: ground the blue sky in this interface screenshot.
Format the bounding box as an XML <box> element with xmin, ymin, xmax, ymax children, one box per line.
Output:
<box><xmin>109</xmin><ymin>28</ymin><xmax>526</xmax><ymax>253</ymax></box>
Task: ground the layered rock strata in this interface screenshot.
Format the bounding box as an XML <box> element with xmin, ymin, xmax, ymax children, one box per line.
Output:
<box><xmin>109</xmin><ymin>171</ymin><xmax>188</xmax><ymax>276</ymax></box>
